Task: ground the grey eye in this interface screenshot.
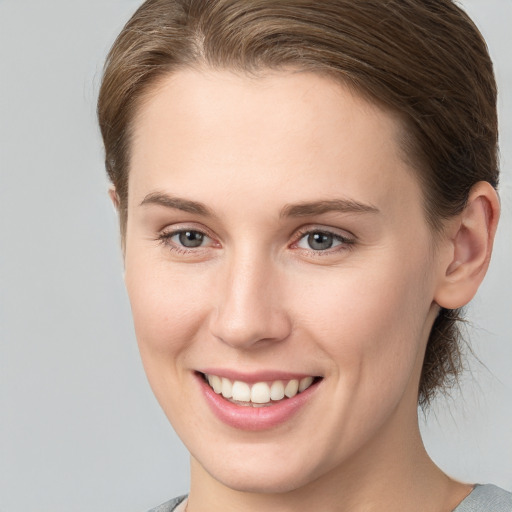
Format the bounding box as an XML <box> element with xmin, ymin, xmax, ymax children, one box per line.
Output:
<box><xmin>296</xmin><ymin>230</ymin><xmax>348</xmax><ymax>252</ymax></box>
<box><xmin>177</xmin><ymin>230</ymin><xmax>205</xmax><ymax>248</ymax></box>
<box><xmin>307</xmin><ymin>232</ymin><xmax>334</xmax><ymax>251</ymax></box>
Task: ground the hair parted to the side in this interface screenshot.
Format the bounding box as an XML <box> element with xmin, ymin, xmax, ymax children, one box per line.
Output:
<box><xmin>97</xmin><ymin>0</ymin><xmax>499</xmax><ymax>407</ymax></box>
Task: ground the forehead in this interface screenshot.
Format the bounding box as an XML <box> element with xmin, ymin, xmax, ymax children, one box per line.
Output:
<box><xmin>128</xmin><ymin>68</ymin><xmax>423</xmax><ymax>220</ymax></box>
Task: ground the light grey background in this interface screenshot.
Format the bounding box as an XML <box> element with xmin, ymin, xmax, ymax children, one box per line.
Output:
<box><xmin>0</xmin><ymin>1</ymin><xmax>510</xmax><ymax>511</ymax></box>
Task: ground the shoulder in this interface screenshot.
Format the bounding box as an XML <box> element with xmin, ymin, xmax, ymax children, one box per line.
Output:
<box><xmin>454</xmin><ymin>484</ymin><xmax>512</xmax><ymax>512</ymax></box>
<box><xmin>147</xmin><ymin>495</ymin><xmax>188</xmax><ymax>512</ymax></box>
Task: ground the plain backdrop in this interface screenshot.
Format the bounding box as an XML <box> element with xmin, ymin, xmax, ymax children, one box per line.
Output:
<box><xmin>0</xmin><ymin>1</ymin><xmax>511</xmax><ymax>511</ymax></box>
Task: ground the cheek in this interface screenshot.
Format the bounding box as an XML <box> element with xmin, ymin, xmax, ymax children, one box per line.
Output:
<box><xmin>123</xmin><ymin>257</ymin><xmax>214</xmax><ymax>420</ymax></box>
<box><xmin>124</xmin><ymin>255</ymin><xmax>211</xmax><ymax>359</ymax></box>
<box><xmin>293</xmin><ymin>259</ymin><xmax>432</xmax><ymax>386</ymax></box>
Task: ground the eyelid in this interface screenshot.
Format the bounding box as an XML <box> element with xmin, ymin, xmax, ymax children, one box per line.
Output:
<box><xmin>158</xmin><ymin>222</ymin><xmax>217</xmax><ymax>238</ymax></box>
<box><xmin>292</xmin><ymin>224</ymin><xmax>355</xmax><ymax>242</ymax></box>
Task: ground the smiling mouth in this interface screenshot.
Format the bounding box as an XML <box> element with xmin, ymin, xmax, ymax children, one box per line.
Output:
<box><xmin>201</xmin><ymin>373</ymin><xmax>321</xmax><ymax>407</ymax></box>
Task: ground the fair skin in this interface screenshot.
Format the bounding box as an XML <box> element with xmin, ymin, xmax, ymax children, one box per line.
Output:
<box><xmin>116</xmin><ymin>69</ymin><xmax>499</xmax><ymax>512</ymax></box>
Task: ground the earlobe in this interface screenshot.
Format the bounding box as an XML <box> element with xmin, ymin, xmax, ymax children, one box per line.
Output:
<box><xmin>434</xmin><ymin>181</ymin><xmax>500</xmax><ymax>310</ymax></box>
<box><xmin>108</xmin><ymin>185</ymin><xmax>120</xmax><ymax>211</ymax></box>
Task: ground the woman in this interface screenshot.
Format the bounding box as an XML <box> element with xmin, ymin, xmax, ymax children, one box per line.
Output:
<box><xmin>97</xmin><ymin>1</ymin><xmax>511</xmax><ymax>510</ymax></box>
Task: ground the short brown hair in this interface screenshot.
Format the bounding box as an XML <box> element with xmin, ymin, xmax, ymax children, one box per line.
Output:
<box><xmin>97</xmin><ymin>0</ymin><xmax>499</xmax><ymax>407</ymax></box>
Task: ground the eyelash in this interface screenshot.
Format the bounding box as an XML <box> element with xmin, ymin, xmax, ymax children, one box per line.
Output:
<box><xmin>156</xmin><ymin>228</ymin><xmax>215</xmax><ymax>255</ymax></box>
<box><xmin>292</xmin><ymin>227</ymin><xmax>356</xmax><ymax>255</ymax></box>
<box><xmin>156</xmin><ymin>226</ymin><xmax>356</xmax><ymax>256</ymax></box>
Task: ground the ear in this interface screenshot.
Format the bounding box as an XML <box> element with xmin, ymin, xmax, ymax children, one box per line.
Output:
<box><xmin>108</xmin><ymin>185</ymin><xmax>127</xmax><ymax>263</ymax></box>
<box><xmin>108</xmin><ymin>185</ymin><xmax>120</xmax><ymax>210</ymax></box>
<box><xmin>434</xmin><ymin>181</ymin><xmax>500</xmax><ymax>309</ymax></box>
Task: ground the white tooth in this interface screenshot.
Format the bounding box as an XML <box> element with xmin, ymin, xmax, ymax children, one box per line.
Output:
<box><xmin>284</xmin><ymin>379</ymin><xmax>299</xmax><ymax>398</ymax></box>
<box><xmin>232</xmin><ymin>381</ymin><xmax>251</xmax><ymax>402</ymax></box>
<box><xmin>299</xmin><ymin>376</ymin><xmax>314</xmax><ymax>392</ymax></box>
<box><xmin>270</xmin><ymin>380</ymin><xmax>285</xmax><ymax>401</ymax></box>
<box><xmin>221</xmin><ymin>378</ymin><xmax>233</xmax><ymax>398</ymax></box>
<box><xmin>251</xmin><ymin>382</ymin><xmax>271</xmax><ymax>404</ymax></box>
<box><xmin>210</xmin><ymin>375</ymin><xmax>222</xmax><ymax>394</ymax></box>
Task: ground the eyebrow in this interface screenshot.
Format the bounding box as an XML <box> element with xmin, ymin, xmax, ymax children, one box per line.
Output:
<box><xmin>280</xmin><ymin>199</ymin><xmax>379</xmax><ymax>218</ymax></box>
<box><xmin>140</xmin><ymin>192</ymin><xmax>213</xmax><ymax>216</ymax></box>
<box><xmin>140</xmin><ymin>192</ymin><xmax>379</xmax><ymax>219</ymax></box>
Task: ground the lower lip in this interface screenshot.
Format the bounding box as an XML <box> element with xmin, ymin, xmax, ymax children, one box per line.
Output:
<box><xmin>196</xmin><ymin>373</ymin><xmax>320</xmax><ymax>431</ymax></box>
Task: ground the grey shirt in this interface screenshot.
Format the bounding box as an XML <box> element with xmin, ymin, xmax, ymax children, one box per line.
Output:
<box><xmin>453</xmin><ymin>485</ymin><xmax>512</xmax><ymax>511</ymax></box>
<box><xmin>147</xmin><ymin>484</ymin><xmax>512</xmax><ymax>511</ymax></box>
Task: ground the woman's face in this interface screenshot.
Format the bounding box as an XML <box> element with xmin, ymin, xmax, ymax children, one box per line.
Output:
<box><xmin>124</xmin><ymin>69</ymin><xmax>446</xmax><ymax>493</ymax></box>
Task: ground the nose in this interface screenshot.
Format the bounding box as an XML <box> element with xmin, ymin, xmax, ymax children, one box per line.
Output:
<box><xmin>209</xmin><ymin>251</ymin><xmax>292</xmax><ymax>350</ymax></box>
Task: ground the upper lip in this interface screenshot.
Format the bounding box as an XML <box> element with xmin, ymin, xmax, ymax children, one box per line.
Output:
<box><xmin>197</xmin><ymin>368</ymin><xmax>321</xmax><ymax>384</ymax></box>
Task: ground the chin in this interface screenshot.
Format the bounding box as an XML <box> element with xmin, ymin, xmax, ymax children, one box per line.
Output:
<box><xmin>193</xmin><ymin>446</ymin><xmax>328</xmax><ymax>495</ymax></box>
<box><xmin>210</xmin><ymin>466</ymin><xmax>313</xmax><ymax>494</ymax></box>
